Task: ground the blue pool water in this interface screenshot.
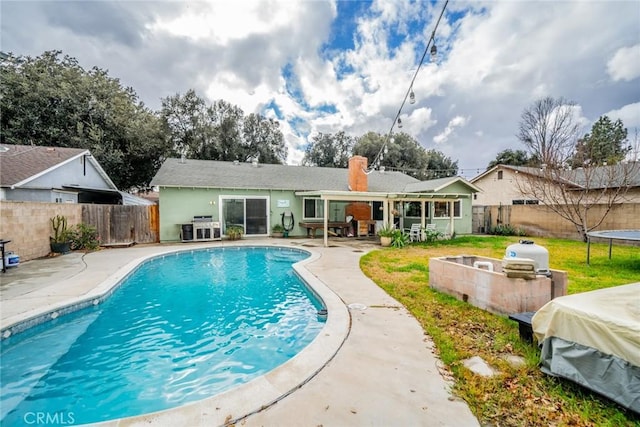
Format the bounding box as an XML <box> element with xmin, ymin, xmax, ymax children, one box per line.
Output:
<box><xmin>0</xmin><ymin>247</ymin><xmax>325</xmax><ymax>425</ymax></box>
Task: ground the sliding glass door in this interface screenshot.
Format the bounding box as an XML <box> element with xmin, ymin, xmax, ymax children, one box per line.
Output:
<box><xmin>221</xmin><ymin>197</ymin><xmax>268</xmax><ymax>235</ymax></box>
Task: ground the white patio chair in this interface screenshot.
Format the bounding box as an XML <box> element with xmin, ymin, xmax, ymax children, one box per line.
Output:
<box><xmin>405</xmin><ymin>223</ymin><xmax>423</xmax><ymax>242</ymax></box>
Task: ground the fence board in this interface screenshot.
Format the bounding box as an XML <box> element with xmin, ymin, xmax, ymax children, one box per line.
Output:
<box><xmin>82</xmin><ymin>205</ymin><xmax>159</xmax><ymax>245</ymax></box>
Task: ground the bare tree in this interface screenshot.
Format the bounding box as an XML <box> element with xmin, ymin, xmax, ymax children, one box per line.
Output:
<box><xmin>517</xmin><ymin>97</ymin><xmax>582</xmax><ymax>167</ymax></box>
<box><xmin>513</xmin><ymin>128</ymin><xmax>640</xmax><ymax>241</ymax></box>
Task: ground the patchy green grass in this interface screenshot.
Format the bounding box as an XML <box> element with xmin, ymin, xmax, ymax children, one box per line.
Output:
<box><xmin>360</xmin><ymin>236</ymin><xmax>639</xmax><ymax>426</ymax></box>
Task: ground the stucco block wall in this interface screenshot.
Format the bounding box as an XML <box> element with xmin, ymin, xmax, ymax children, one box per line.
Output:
<box><xmin>0</xmin><ymin>201</ymin><xmax>82</xmax><ymax>262</ymax></box>
<box><xmin>489</xmin><ymin>203</ymin><xmax>640</xmax><ymax>239</ymax></box>
<box><xmin>429</xmin><ymin>255</ymin><xmax>567</xmax><ymax>315</ymax></box>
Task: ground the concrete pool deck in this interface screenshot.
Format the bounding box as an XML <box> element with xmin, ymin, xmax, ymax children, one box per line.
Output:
<box><xmin>0</xmin><ymin>239</ymin><xmax>479</xmax><ymax>427</ymax></box>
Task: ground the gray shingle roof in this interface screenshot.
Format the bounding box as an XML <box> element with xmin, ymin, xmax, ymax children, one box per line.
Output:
<box><xmin>497</xmin><ymin>163</ymin><xmax>640</xmax><ymax>189</ymax></box>
<box><xmin>0</xmin><ymin>144</ymin><xmax>88</xmax><ymax>187</ymax></box>
<box><xmin>151</xmin><ymin>158</ymin><xmax>421</xmax><ymax>192</ymax></box>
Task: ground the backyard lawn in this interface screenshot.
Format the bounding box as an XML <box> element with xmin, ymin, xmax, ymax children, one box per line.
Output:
<box><xmin>360</xmin><ymin>236</ymin><xmax>639</xmax><ymax>427</ymax></box>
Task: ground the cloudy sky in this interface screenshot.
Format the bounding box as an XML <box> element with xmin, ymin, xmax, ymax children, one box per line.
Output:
<box><xmin>2</xmin><ymin>0</ymin><xmax>639</xmax><ymax>178</ymax></box>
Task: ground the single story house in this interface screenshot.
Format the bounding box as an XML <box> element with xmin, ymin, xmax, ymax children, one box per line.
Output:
<box><xmin>0</xmin><ymin>144</ymin><xmax>153</xmax><ymax>205</ymax></box>
<box><xmin>150</xmin><ymin>156</ymin><xmax>480</xmax><ymax>246</ymax></box>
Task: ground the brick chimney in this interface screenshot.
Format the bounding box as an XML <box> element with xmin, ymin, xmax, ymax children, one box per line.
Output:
<box><xmin>348</xmin><ymin>156</ymin><xmax>368</xmax><ymax>192</ymax></box>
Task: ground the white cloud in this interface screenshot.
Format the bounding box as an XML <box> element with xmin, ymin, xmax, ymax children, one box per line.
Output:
<box><xmin>149</xmin><ymin>1</ymin><xmax>316</xmax><ymax>45</ymax></box>
<box><xmin>607</xmin><ymin>44</ymin><xmax>640</xmax><ymax>82</ymax></box>
<box><xmin>2</xmin><ymin>0</ymin><xmax>638</xmax><ymax>171</ymax></box>
<box><xmin>604</xmin><ymin>102</ymin><xmax>640</xmax><ymax>129</ymax></box>
<box><xmin>433</xmin><ymin>115</ymin><xmax>468</xmax><ymax>145</ymax></box>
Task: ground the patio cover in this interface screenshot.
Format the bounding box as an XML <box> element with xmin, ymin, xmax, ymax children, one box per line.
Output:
<box><xmin>295</xmin><ymin>190</ymin><xmax>470</xmax><ymax>247</ymax></box>
<box><xmin>533</xmin><ymin>283</ymin><xmax>640</xmax><ymax>413</ymax></box>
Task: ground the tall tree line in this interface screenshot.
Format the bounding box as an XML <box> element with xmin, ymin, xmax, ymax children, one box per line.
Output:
<box><xmin>2</xmin><ymin>50</ymin><xmax>462</xmax><ymax>191</ymax></box>
<box><xmin>303</xmin><ymin>131</ymin><xmax>459</xmax><ymax>180</ymax></box>
<box><xmin>1</xmin><ymin>51</ymin><xmax>287</xmax><ymax>190</ymax></box>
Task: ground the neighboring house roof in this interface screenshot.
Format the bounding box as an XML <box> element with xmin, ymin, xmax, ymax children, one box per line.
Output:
<box><xmin>151</xmin><ymin>158</ymin><xmax>422</xmax><ymax>192</ymax></box>
<box><xmin>0</xmin><ymin>144</ymin><xmax>117</xmax><ymax>190</ymax></box>
<box><xmin>0</xmin><ymin>144</ymin><xmax>153</xmax><ymax>205</ymax></box>
<box><xmin>120</xmin><ymin>191</ymin><xmax>156</xmax><ymax>205</ymax></box>
<box><xmin>471</xmin><ymin>163</ymin><xmax>640</xmax><ymax>190</ymax></box>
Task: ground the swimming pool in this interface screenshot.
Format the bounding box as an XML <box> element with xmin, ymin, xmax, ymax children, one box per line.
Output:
<box><xmin>0</xmin><ymin>246</ymin><xmax>327</xmax><ymax>425</ymax></box>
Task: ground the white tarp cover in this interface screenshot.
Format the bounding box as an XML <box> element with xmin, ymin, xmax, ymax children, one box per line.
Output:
<box><xmin>533</xmin><ymin>283</ymin><xmax>640</xmax><ymax>366</ymax></box>
<box><xmin>533</xmin><ymin>283</ymin><xmax>640</xmax><ymax>412</ymax></box>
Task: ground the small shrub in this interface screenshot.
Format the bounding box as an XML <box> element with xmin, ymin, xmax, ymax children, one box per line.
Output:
<box><xmin>69</xmin><ymin>223</ymin><xmax>100</xmax><ymax>250</ymax></box>
<box><xmin>377</xmin><ymin>224</ymin><xmax>396</xmax><ymax>237</ymax></box>
<box><xmin>490</xmin><ymin>224</ymin><xmax>526</xmax><ymax>236</ymax></box>
<box><xmin>424</xmin><ymin>228</ymin><xmax>443</xmax><ymax>243</ymax></box>
<box><xmin>225</xmin><ymin>225</ymin><xmax>244</xmax><ymax>240</ymax></box>
<box><xmin>391</xmin><ymin>229</ymin><xmax>410</xmax><ymax>248</ymax></box>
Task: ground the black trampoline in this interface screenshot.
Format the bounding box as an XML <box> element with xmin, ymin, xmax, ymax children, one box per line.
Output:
<box><xmin>586</xmin><ymin>229</ymin><xmax>640</xmax><ymax>264</ymax></box>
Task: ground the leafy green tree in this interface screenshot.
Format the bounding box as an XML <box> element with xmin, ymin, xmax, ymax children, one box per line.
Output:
<box><xmin>302</xmin><ymin>131</ymin><xmax>354</xmax><ymax>167</ymax></box>
<box><xmin>423</xmin><ymin>149</ymin><xmax>458</xmax><ymax>179</ymax></box>
<box><xmin>0</xmin><ymin>51</ymin><xmax>169</xmax><ymax>190</ymax></box>
<box><xmin>160</xmin><ymin>89</ymin><xmax>209</xmax><ymax>158</ymax></box>
<box><xmin>160</xmin><ymin>92</ymin><xmax>286</xmax><ymax>164</ymax></box>
<box><xmin>487</xmin><ymin>149</ymin><xmax>531</xmax><ymax>169</ymax></box>
<box><xmin>353</xmin><ymin>132</ymin><xmax>456</xmax><ymax>179</ymax></box>
<box><xmin>242</xmin><ymin>113</ymin><xmax>287</xmax><ymax>163</ymax></box>
<box><xmin>571</xmin><ymin>116</ymin><xmax>629</xmax><ymax>167</ymax></box>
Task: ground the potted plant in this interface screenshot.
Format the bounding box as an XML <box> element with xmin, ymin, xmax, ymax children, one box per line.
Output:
<box><xmin>50</xmin><ymin>214</ymin><xmax>73</xmax><ymax>254</ymax></box>
<box><xmin>225</xmin><ymin>225</ymin><xmax>244</xmax><ymax>240</ymax></box>
<box><xmin>377</xmin><ymin>224</ymin><xmax>395</xmax><ymax>247</ymax></box>
<box><xmin>271</xmin><ymin>223</ymin><xmax>285</xmax><ymax>238</ymax></box>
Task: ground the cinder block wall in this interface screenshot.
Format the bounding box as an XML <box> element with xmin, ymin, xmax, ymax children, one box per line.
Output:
<box><xmin>487</xmin><ymin>203</ymin><xmax>640</xmax><ymax>240</ymax></box>
<box><xmin>429</xmin><ymin>255</ymin><xmax>568</xmax><ymax>315</ymax></box>
<box><xmin>0</xmin><ymin>201</ymin><xmax>82</xmax><ymax>262</ymax></box>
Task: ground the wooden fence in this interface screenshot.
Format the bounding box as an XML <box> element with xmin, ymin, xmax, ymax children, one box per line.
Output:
<box><xmin>0</xmin><ymin>201</ymin><xmax>159</xmax><ymax>262</ymax></box>
<box><xmin>82</xmin><ymin>204</ymin><xmax>159</xmax><ymax>245</ymax></box>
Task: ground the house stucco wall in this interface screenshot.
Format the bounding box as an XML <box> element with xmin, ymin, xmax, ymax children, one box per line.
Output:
<box><xmin>4</xmin><ymin>188</ymin><xmax>78</xmax><ymax>203</ymax></box>
<box><xmin>157</xmin><ymin>181</ymin><xmax>477</xmax><ymax>242</ymax></box>
<box><xmin>26</xmin><ymin>155</ymin><xmax>109</xmax><ymax>190</ymax></box>
<box><xmin>472</xmin><ymin>167</ymin><xmax>531</xmax><ymax>206</ymax></box>
<box><xmin>157</xmin><ymin>187</ymin><xmax>306</xmax><ymax>242</ymax></box>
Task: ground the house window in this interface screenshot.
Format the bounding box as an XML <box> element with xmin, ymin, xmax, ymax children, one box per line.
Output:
<box><xmin>303</xmin><ymin>198</ymin><xmax>324</xmax><ymax>219</ymax></box>
<box><xmin>497</xmin><ymin>170</ymin><xmax>503</xmax><ymax>180</ymax></box>
<box><xmin>433</xmin><ymin>201</ymin><xmax>461</xmax><ymax>218</ymax></box>
<box><xmin>404</xmin><ymin>201</ymin><xmax>429</xmax><ymax>218</ymax></box>
<box><xmin>512</xmin><ymin>199</ymin><xmax>539</xmax><ymax>205</ymax></box>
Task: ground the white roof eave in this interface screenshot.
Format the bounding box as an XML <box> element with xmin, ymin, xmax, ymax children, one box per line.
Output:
<box><xmin>294</xmin><ymin>190</ymin><xmax>470</xmax><ymax>201</ymax></box>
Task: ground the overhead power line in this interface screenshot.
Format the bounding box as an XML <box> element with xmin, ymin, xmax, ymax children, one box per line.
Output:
<box><xmin>367</xmin><ymin>0</ymin><xmax>450</xmax><ymax>173</ymax></box>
